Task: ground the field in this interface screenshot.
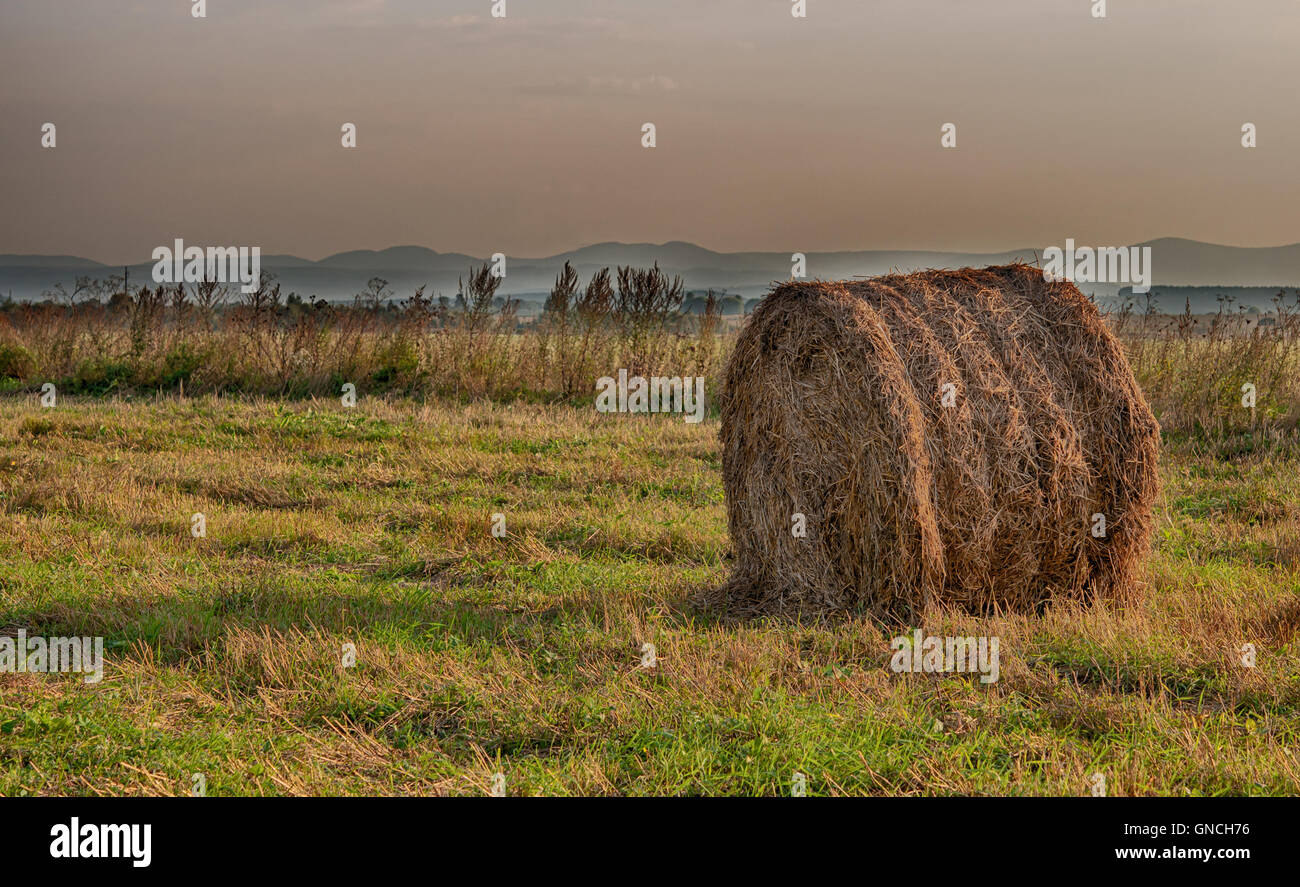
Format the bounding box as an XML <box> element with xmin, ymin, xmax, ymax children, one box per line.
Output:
<box><xmin>1</xmin><ymin>395</ymin><xmax>1298</xmax><ymax>795</ymax></box>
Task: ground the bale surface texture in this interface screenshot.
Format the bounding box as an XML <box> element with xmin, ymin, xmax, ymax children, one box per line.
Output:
<box><xmin>718</xmin><ymin>264</ymin><xmax>1161</xmax><ymax>616</ymax></box>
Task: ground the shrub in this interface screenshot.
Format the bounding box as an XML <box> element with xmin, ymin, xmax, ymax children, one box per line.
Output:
<box><xmin>0</xmin><ymin>343</ymin><xmax>35</xmax><ymax>380</ymax></box>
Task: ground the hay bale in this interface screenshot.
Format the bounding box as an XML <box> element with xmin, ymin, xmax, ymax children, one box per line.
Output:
<box><xmin>717</xmin><ymin>264</ymin><xmax>1160</xmax><ymax>617</ymax></box>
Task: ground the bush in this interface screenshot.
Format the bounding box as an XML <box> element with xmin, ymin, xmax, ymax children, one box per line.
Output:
<box><xmin>370</xmin><ymin>339</ymin><xmax>420</xmax><ymax>386</ymax></box>
<box><xmin>69</xmin><ymin>358</ymin><xmax>137</xmax><ymax>394</ymax></box>
<box><xmin>0</xmin><ymin>343</ymin><xmax>35</xmax><ymax>380</ymax></box>
<box><xmin>159</xmin><ymin>342</ymin><xmax>203</xmax><ymax>388</ymax></box>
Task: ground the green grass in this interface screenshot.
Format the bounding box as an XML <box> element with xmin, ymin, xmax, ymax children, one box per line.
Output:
<box><xmin>0</xmin><ymin>395</ymin><xmax>1297</xmax><ymax>796</ymax></box>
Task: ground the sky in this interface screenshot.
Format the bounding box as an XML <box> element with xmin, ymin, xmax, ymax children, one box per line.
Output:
<box><xmin>2</xmin><ymin>0</ymin><xmax>1297</xmax><ymax>262</ymax></box>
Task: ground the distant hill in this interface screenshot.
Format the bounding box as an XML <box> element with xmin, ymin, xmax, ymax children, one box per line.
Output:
<box><xmin>315</xmin><ymin>246</ymin><xmax>479</xmax><ymax>271</ymax></box>
<box><xmin>0</xmin><ymin>255</ymin><xmax>111</xmax><ymax>269</ymax></box>
<box><xmin>3</xmin><ymin>238</ymin><xmax>1299</xmax><ymax>311</ymax></box>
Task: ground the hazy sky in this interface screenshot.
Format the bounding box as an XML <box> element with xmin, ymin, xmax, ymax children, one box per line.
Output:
<box><xmin>2</xmin><ymin>0</ymin><xmax>1296</xmax><ymax>262</ymax></box>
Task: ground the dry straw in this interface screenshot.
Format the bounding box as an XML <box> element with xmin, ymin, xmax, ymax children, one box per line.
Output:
<box><xmin>715</xmin><ymin>264</ymin><xmax>1160</xmax><ymax>618</ymax></box>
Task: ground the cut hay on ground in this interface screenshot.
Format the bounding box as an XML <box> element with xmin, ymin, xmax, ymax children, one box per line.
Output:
<box><xmin>715</xmin><ymin>264</ymin><xmax>1161</xmax><ymax>618</ymax></box>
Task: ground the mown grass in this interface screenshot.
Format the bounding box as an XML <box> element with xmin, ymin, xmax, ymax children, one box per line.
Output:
<box><xmin>0</xmin><ymin>395</ymin><xmax>1297</xmax><ymax>796</ymax></box>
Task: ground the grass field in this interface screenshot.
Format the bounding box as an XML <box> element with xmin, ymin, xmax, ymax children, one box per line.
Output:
<box><xmin>1</xmin><ymin>395</ymin><xmax>1298</xmax><ymax>795</ymax></box>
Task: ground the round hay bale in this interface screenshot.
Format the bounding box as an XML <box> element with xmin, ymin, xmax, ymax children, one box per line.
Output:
<box><xmin>716</xmin><ymin>264</ymin><xmax>1160</xmax><ymax>617</ymax></box>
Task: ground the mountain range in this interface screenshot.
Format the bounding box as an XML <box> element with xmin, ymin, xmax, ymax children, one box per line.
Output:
<box><xmin>3</xmin><ymin>238</ymin><xmax>1299</xmax><ymax>312</ymax></box>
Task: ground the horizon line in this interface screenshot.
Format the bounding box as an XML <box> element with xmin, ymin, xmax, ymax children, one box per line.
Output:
<box><xmin>8</xmin><ymin>235</ymin><xmax>1300</xmax><ymax>268</ymax></box>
